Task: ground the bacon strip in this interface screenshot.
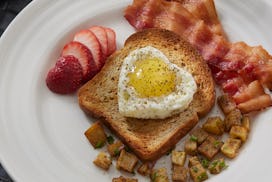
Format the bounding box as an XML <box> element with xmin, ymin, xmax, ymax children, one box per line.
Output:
<box><xmin>168</xmin><ymin>0</ymin><xmax>227</xmax><ymax>38</ymax></box>
<box><xmin>124</xmin><ymin>0</ymin><xmax>272</xmax><ymax>113</ymax></box>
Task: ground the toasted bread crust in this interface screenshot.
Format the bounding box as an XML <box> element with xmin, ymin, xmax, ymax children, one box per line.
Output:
<box><xmin>78</xmin><ymin>28</ymin><xmax>215</xmax><ymax>161</ymax></box>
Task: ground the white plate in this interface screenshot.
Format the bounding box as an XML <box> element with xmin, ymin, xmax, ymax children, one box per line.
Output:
<box><xmin>0</xmin><ymin>0</ymin><xmax>272</xmax><ymax>181</ymax></box>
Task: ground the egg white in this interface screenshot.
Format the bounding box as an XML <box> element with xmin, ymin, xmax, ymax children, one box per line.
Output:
<box><xmin>118</xmin><ymin>46</ymin><xmax>197</xmax><ymax>119</ymax></box>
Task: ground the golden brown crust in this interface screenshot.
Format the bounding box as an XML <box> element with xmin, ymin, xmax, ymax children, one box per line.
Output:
<box><xmin>78</xmin><ymin>28</ymin><xmax>215</xmax><ymax>161</ymax></box>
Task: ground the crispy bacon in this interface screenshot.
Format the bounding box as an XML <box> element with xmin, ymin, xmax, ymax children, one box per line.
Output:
<box><xmin>124</xmin><ymin>0</ymin><xmax>272</xmax><ymax>113</ymax></box>
<box><xmin>168</xmin><ymin>0</ymin><xmax>227</xmax><ymax>38</ymax></box>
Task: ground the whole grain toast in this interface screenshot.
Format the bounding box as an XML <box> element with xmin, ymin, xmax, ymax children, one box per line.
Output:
<box><xmin>78</xmin><ymin>28</ymin><xmax>215</xmax><ymax>161</ymax></box>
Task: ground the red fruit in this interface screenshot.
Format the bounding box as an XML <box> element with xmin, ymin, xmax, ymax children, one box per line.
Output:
<box><xmin>46</xmin><ymin>55</ymin><xmax>83</xmax><ymax>94</ymax></box>
<box><xmin>104</xmin><ymin>27</ymin><xmax>116</xmax><ymax>56</ymax></box>
<box><xmin>73</xmin><ymin>30</ymin><xmax>103</xmax><ymax>70</ymax></box>
<box><xmin>62</xmin><ymin>41</ymin><xmax>96</xmax><ymax>81</ymax></box>
<box><xmin>89</xmin><ymin>26</ymin><xmax>108</xmax><ymax>63</ymax></box>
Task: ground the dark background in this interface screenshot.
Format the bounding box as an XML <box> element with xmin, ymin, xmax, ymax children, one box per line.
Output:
<box><xmin>0</xmin><ymin>1</ymin><xmax>32</xmax><ymax>181</ymax></box>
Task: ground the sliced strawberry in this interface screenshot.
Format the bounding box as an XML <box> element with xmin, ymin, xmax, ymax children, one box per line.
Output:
<box><xmin>62</xmin><ymin>41</ymin><xmax>97</xmax><ymax>81</ymax></box>
<box><xmin>73</xmin><ymin>30</ymin><xmax>103</xmax><ymax>70</ymax></box>
<box><xmin>104</xmin><ymin>27</ymin><xmax>116</xmax><ymax>56</ymax></box>
<box><xmin>46</xmin><ymin>55</ymin><xmax>83</xmax><ymax>94</ymax></box>
<box><xmin>89</xmin><ymin>26</ymin><xmax>108</xmax><ymax>62</ymax></box>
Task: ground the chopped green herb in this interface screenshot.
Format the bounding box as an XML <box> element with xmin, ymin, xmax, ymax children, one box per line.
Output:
<box><xmin>151</xmin><ymin>172</ymin><xmax>157</xmax><ymax>181</ymax></box>
<box><xmin>113</xmin><ymin>148</ymin><xmax>120</xmax><ymax>156</ymax></box>
<box><xmin>201</xmin><ymin>159</ymin><xmax>210</xmax><ymax>168</ymax></box>
<box><xmin>190</xmin><ymin>135</ymin><xmax>198</xmax><ymax>142</ymax></box>
<box><xmin>219</xmin><ymin>161</ymin><xmax>228</xmax><ymax>169</ymax></box>
<box><xmin>192</xmin><ymin>166</ymin><xmax>199</xmax><ymax>173</ymax></box>
<box><xmin>197</xmin><ymin>172</ymin><xmax>208</xmax><ymax>181</ymax></box>
<box><xmin>210</xmin><ymin>160</ymin><xmax>219</xmax><ymax>170</ymax></box>
<box><xmin>213</xmin><ymin>140</ymin><xmax>221</xmax><ymax>148</ymax></box>
<box><xmin>95</xmin><ymin>141</ymin><xmax>104</xmax><ymax>148</ymax></box>
<box><xmin>107</xmin><ymin>136</ymin><xmax>114</xmax><ymax>144</ymax></box>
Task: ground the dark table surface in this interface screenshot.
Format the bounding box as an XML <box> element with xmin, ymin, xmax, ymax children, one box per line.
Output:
<box><xmin>0</xmin><ymin>1</ymin><xmax>32</xmax><ymax>181</ymax></box>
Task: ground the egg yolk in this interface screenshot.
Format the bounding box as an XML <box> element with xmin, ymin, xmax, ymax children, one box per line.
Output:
<box><xmin>128</xmin><ymin>57</ymin><xmax>176</xmax><ymax>97</ymax></box>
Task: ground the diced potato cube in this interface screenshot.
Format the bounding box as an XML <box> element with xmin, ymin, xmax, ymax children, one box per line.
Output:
<box><xmin>84</xmin><ymin>121</ymin><xmax>107</xmax><ymax>148</ymax></box>
<box><xmin>188</xmin><ymin>156</ymin><xmax>201</xmax><ymax>167</ymax></box>
<box><xmin>112</xmin><ymin>176</ymin><xmax>138</xmax><ymax>182</ymax></box>
<box><xmin>184</xmin><ymin>139</ymin><xmax>197</xmax><ymax>156</ymax></box>
<box><xmin>107</xmin><ymin>141</ymin><xmax>124</xmax><ymax>157</ymax></box>
<box><xmin>116</xmin><ymin>150</ymin><xmax>138</xmax><ymax>173</ymax></box>
<box><xmin>198</xmin><ymin>136</ymin><xmax>223</xmax><ymax>160</ymax></box>
<box><xmin>221</xmin><ymin>138</ymin><xmax>242</xmax><ymax>158</ymax></box>
<box><xmin>241</xmin><ymin>116</ymin><xmax>250</xmax><ymax>132</ymax></box>
<box><xmin>191</xmin><ymin>127</ymin><xmax>209</xmax><ymax>145</ymax></box>
<box><xmin>172</xmin><ymin>165</ymin><xmax>188</xmax><ymax>182</ymax></box>
<box><xmin>171</xmin><ymin>151</ymin><xmax>186</xmax><ymax>166</ymax></box>
<box><xmin>137</xmin><ymin>162</ymin><xmax>153</xmax><ymax>176</ymax></box>
<box><xmin>202</xmin><ymin>117</ymin><xmax>224</xmax><ymax>135</ymax></box>
<box><xmin>93</xmin><ymin>152</ymin><xmax>112</xmax><ymax>170</ymax></box>
<box><xmin>150</xmin><ymin>168</ymin><xmax>169</xmax><ymax>182</ymax></box>
<box><xmin>189</xmin><ymin>164</ymin><xmax>208</xmax><ymax>182</ymax></box>
<box><xmin>208</xmin><ymin>158</ymin><xmax>227</xmax><ymax>174</ymax></box>
<box><xmin>224</xmin><ymin>109</ymin><xmax>242</xmax><ymax>132</ymax></box>
<box><xmin>230</xmin><ymin>125</ymin><xmax>248</xmax><ymax>142</ymax></box>
<box><xmin>217</xmin><ymin>95</ymin><xmax>236</xmax><ymax>115</ymax></box>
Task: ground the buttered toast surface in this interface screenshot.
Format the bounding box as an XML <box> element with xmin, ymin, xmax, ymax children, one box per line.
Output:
<box><xmin>78</xmin><ymin>28</ymin><xmax>215</xmax><ymax>161</ymax></box>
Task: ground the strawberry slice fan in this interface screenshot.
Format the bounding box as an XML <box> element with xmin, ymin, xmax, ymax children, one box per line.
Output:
<box><xmin>124</xmin><ymin>0</ymin><xmax>272</xmax><ymax>113</ymax></box>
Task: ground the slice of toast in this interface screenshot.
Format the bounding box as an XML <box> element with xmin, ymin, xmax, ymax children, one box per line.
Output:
<box><xmin>78</xmin><ymin>28</ymin><xmax>215</xmax><ymax>161</ymax></box>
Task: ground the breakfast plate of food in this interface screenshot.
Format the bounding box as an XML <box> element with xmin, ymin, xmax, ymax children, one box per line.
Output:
<box><xmin>0</xmin><ymin>0</ymin><xmax>272</xmax><ymax>181</ymax></box>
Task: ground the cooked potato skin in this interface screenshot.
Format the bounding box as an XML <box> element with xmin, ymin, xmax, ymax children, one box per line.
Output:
<box><xmin>198</xmin><ymin>136</ymin><xmax>223</xmax><ymax>160</ymax></box>
<box><xmin>107</xmin><ymin>141</ymin><xmax>124</xmax><ymax>157</ymax></box>
<box><xmin>184</xmin><ymin>139</ymin><xmax>197</xmax><ymax>156</ymax></box>
<box><xmin>93</xmin><ymin>152</ymin><xmax>112</xmax><ymax>170</ymax></box>
<box><xmin>188</xmin><ymin>156</ymin><xmax>200</xmax><ymax>167</ymax></box>
<box><xmin>150</xmin><ymin>168</ymin><xmax>169</xmax><ymax>182</ymax></box>
<box><xmin>116</xmin><ymin>150</ymin><xmax>138</xmax><ymax>173</ymax></box>
<box><xmin>230</xmin><ymin>125</ymin><xmax>248</xmax><ymax>142</ymax></box>
<box><xmin>172</xmin><ymin>151</ymin><xmax>186</xmax><ymax>166</ymax></box>
<box><xmin>172</xmin><ymin>165</ymin><xmax>188</xmax><ymax>182</ymax></box>
<box><xmin>208</xmin><ymin>158</ymin><xmax>227</xmax><ymax>174</ymax></box>
<box><xmin>188</xmin><ymin>157</ymin><xmax>208</xmax><ymax>182</ymax></box>
<box><xmin>202</xmin><ymin>117</ymin><xmax>224</xmax><ymax>135</ymax></box>
<box><xmin>137</xmin><ymin>162</ymin><xmax>152</xmax><ymax>176</ymax></box>
<box><xmin>217</xmin><ymin>95</ymin><xmax>236</xmax><ymax>115</ymax></box>
<box><xmin>84</xmin><ymin>121</ymin><xmax>107</xmax><ymax>148</ymax></box>
<box><xmin>191</xmin><ymin>127</ymin><xmax>209</xmax><ymax>145</ymax></box>
<box><xmin>241</xmin><ymin>116</ymin><xmax>250</xmax><ymax>132</ymax></box>
<box><xmin>112</xmin><ymin>176</ymin><xmax>138</xmax><ymax>182</ymax></box>
<box><xmin>224</xmin><ymin>109</ymin><xmax>242</xmax><ymax>132</ymax></box>
<box><xmin>221</xmin><ymin>138</ymin><xmax>242</xmax><ymax>158</ymax></box>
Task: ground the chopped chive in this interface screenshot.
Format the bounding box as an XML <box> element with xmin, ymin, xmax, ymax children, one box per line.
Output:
<box><xmin>151</xmin><ymin>172</ymin><xmax>157</xmax><ymax>181</ymax></box>
<box><xmin>197</xmin><ymin>172</ymin><xmax>207</xmax><ymax>181</ymax></box>
<box><xmin>211</xmin><ymin>160</ymin><xmax>219</xmax><ymax>168</ymax></box>
<box><xmin>213</xmin><ymin>140</ymin><xmax>221</xmax><ymax>148</ymax></box>
<box><xmin>107</xmin><ymin>136</ymin><xmax>114</xmax><ymax>144</ymax></box>
<box><xmin>113</xmin><ymin>148</ymin><xmax>120</xmax><ymax>156</ymax></box>
<box><xmin>201</xmin><ymin>159</ymin><xmax>210</xmax><ymax>168</ymax></box>
<box><xmin>95</xmin><ymin>141</ymin><xmax>104</xmax><ymax>148</ymax></box>
<box><xmin>219</xmin><ymin>161</ymin><xmax>228</xmax><ymax>169</ymax></box>
<box><xmin>192</xmin><ymin>166</ymin><xmax>199</xmax><ymax>173</ymax></box>
<box><xmin>190</xmin><ymin>135</ymin><xmax>198</xmax><ymax>142</ymax></box>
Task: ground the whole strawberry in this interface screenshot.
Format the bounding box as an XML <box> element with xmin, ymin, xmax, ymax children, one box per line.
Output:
<box><xmin>46</xmin><ymin>55</ymin><xmax>83</xmax><ymax>94</ymax></box>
